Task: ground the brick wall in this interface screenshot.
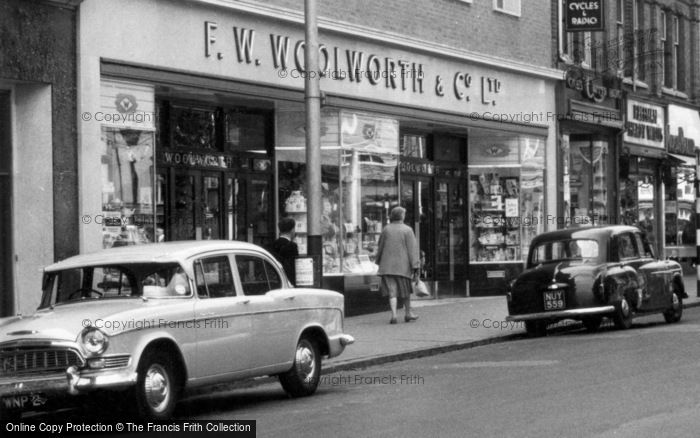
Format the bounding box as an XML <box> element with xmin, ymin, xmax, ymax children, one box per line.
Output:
<box><xmin>258</xmin><ymin>0</ymin><xmax>553</xmax><ymax>67</ymax></box>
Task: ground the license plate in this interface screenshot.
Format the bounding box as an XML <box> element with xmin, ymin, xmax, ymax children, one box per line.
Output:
<box><xmin>1</xmin><ymin>393</ymin><xmax>48</xmax><ymax>410</ymax></box>
<box><xmin>544</xmin><ymin>291</ymin><xmax>565</xmax><ymax>311</ymax></box>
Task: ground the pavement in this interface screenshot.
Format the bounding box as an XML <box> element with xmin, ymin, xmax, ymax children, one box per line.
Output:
<box><xmin>324</xmin><ymin>273</ymin><xmax>700</xmax><ymax>374</ymax></box>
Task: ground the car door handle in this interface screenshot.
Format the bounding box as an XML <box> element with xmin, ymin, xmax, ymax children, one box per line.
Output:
<box><xmin>240</xmin><ymin>299</ymin><xmax>250</xmax><ymax>304</ymax></box>
<box><xmin>284</xmin><ymin>296</ymin><xmax>295</xmax><ymax>301</ymax></box>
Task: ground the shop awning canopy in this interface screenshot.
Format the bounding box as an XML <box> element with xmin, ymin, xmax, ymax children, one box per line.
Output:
<box><xmin>667</xmin><ymin>153</ymin><xmax>696</xmax><ymax>167</ymax></box>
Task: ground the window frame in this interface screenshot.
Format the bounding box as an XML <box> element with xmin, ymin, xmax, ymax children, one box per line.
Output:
<box><xmin>193</xmin><ymin>255</ymin><xmax>236</xmax><ymax>299</ymax></box>
<box><xmin>493</xmin><ymin>0</ymin><xmax>521</xmax><ymax>17</ymax></box>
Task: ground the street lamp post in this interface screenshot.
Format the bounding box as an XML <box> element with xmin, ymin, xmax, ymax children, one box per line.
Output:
<box><xmin>305</xmin><ymin>0</ymin><xmax>322</xmax><ymax>270</ymax></box>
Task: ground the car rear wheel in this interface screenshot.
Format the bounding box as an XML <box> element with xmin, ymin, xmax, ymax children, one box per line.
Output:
<box><xmin>133</xmin><ymin>350</ymin><xmax>180</xmax><ymax>420</ymax></box>
<box><xmin>524</xmin><ymin>321</ymin><xmax>547</xmax><ymax>337</ymax></box>
<box><xmin>663</xmin><ymin>284</ymin><xmax>683</xmax><ymax>324</ymax></box>
<box><xmin>582</xmin><ymin>317</ymin><xmax>602</xmax><ymax>332</ymax></box>
<box><xmin>279</xmin><ymin>337</ymin><xmax>321</xmax><ymax>397</ymax></box>
<box><xmin>613</xmin><ymin>297</ymin><xmax>633</xmax><ymax>330</ymax></box>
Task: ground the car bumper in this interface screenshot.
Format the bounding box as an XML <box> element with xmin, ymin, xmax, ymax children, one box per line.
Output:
<box><xmin>327</xmin><ymin>333</ymin><xmax>355</xmax><ymax>358</ymax></box>
<box><xmin>506</xmin><ymin>305</ymin><xmax>616</xmax><ymax>322</ymax></box>
<box><xmin>0</xmin><ymin>367</ymin><xmax>138</xmax><ymax>399</ymax></box>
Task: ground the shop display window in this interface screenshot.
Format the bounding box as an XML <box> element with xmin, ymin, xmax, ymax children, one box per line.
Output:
<box><xmin>101</xmin><ymin>127</ymin><xmax>156</xmax><ymax>248</ymax></box>
<box><xmin>276</xmin><ymin>108</ymin><xmax>399</xmax><ymax>275</ymax></box>
<box><xmin>170</xmin><ymin>105</ymin><xmax>217</xmax><ymax>150</ymax></box>
<box><xmin>569</xmin><ymin>140</ymin><xmax>610</xmax><ymax>224</ymax></box>
<box><xmin>468</xmin><ymin>132</ymin><xmax>545</xmax><ymax>263</ymax></box>
<box><xmin>620</xmin><ymin>157</ymin><xmax>659</xmax><ymax>250</ymax></box>
<box><xmin>664</xmin><ymin>166</ymin><xmax>696</xmax><ymax>251</ymax></box>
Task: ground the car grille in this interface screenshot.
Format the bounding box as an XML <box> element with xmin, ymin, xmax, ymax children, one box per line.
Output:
<box><xmin>102</xmin><ymin>355</ymin><xmax>131</xmax><ymax>369</ymax></box>
<box><xmin>0</xmin><ymin>347</ymin><xmax>84</xmax><ymax>377</ymax></box>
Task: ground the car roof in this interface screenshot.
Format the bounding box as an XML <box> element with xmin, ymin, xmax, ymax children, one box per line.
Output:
<box><xmin>530</xmin><ymin>225</ymin><xmax>641</xmax><ymax>245</ymax></box>
<box><xmin>45</xmin><ymin>240</ymin><xmax>268</xmax><ymax>272</ymax></box>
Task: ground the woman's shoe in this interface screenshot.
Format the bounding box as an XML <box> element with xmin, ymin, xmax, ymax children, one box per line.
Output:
<box><xmin>404</xmin><ymin>314</ymin><xmax>419</xmax><ymax>322</ymax></box>
<box><xmin>390</xmin><ymin>317</ymin><xmax>397</xmax><ymax>324</ymax></box>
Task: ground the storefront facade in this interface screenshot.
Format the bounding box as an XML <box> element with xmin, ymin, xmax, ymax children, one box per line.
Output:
<box><xmin>620</xmin><ymin>99</ymin><xmax>667</xmax><ymax>256</ymax></box>
<box><xmin>78</xmin><ymin>0</ymin><xmax>559</xmax><ymax>311</ymax></box>
<box><xmin>664</xmin><ymin>104</ymin><xmax>700</xmax><ymax>262</ymax></box>
<box><xmin>557</xmin><ymin>67</ymin><xmax>624</xmax><ymax>230</ymax></box>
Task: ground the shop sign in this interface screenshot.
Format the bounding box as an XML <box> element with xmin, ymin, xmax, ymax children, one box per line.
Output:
<box><xmin>340</xmin><ymin>111</ymin><xmax>399</xmax><ymax>154</ymax></box>
<box><xmin>667</xmin><ymin>105</ymin><xmax>700</xmax><ymax>157</ymax></box>
<box><xmin>667</xmin><ymin>128</ymin><xmax>695</xmax><ymax>156</ymax></box>
<box><xmin>623</xmin><ymin>100</ymin><xmax>664</xmax><ymax>149</ymax></box>
<box><xmin>100</xmin><ymin>80</ymin><xmax>155</xmax><ymax>130</ymax></box>
<box><xmin>565</xmin><ymin>0</ymin><xmax>605</xmax><ymax>32</ymax></box>
<box><xmin>202</xmin><ymin>21</ymin><xmax>508</xmax><ymax>110</ymax></box>
<box><xmin>565</xmin><ymin>67</ymin><xmax>621</xmax><ymax>103</ymax></box>
<box><xmin>399</xmin><ymin>161</ymin><xmax>434</xmax><ymax>176</ymax></box>
<box><xmin>158</xmin><ymin>150</ymin><xmax>238</xmax><ymax>169</ymax></box>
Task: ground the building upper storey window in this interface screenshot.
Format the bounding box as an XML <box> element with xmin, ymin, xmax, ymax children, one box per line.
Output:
<box><xmin>493</xmin><ymin>0</ymin><xmax>520</xmax><ymax>17</ymax></box>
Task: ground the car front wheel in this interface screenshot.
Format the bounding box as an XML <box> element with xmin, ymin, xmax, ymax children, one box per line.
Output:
<box><xmin>663</xmin><ymin>284</ymin><xmax>683</xmax><ymax>324</ymax></box>
<box><xmin>613</xmin><ymin>297</ymin><xmax>633</xmax><ymax>330</ymax></box>
<box><xmin>279</xmin><ymin>337</ymin><xmax>321</xmax><ymax>397</ymax></box>
<box><xmin>133</xmin><ymin>350</ymin><xmax>179</xmax><ymax>420</ymax></box>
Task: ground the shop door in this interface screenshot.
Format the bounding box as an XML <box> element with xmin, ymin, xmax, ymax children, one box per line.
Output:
<box><xmin>167</xmin><ymin>170</ymin><xmax>222</xmax><ymax>241</ymax></box>
<box><xmin>226</xmin><ymin>172</ymin><xmax>274</xmax><ymax>248</ymax></box>
<box><xmin>401</xmin><ymin>176</ymin><xmax>434</xmax><ymax>281</ymax></box>
<box><xmin>434</xmin><ymin>178</ymin><xmax>467</xmax><ymax>285</ymax></box>
<box><xmin>166</xmin><ymin>169</ymin><xmax>273</xmax><ymax>246</ymax></box>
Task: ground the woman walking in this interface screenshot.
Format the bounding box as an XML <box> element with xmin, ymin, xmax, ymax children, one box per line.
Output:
<box><xmin>375</xmin><ymin>206</ymin><xmax>421</xmax><ymax>324</ymax></box>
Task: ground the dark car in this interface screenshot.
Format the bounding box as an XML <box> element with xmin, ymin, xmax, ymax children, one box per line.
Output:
<box><xmin>506</xmin><ymin>225</ymin><xmax>687</xmax><ymax>337</ymax></box>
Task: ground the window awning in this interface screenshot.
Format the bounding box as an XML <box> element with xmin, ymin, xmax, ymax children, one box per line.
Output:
<box><xmin>667</xmin><ymin>153</ymin><xmax>696</xmax><ymax>167</ymax></box>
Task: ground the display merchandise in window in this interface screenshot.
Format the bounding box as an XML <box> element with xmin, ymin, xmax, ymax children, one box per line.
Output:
<box><xmin>468</xmin><ymin>132</ymin><xmax>545</xmax><ymax>263</ymax></box>
<box><xmin>100</xmin><ymin>127</ymin><xmax>156</xmax><ymax>248</ymax></box>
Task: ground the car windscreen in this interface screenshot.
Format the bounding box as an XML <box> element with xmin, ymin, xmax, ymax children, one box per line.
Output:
<box><xmin>41</xmin><ymin>263</ymin><xmax>191</xmax><ymax>307</ymax></box>
<box><xmin>530</xmin><ymin>239</ymin><xmax>600</xmax><ymax>265</ymax></box>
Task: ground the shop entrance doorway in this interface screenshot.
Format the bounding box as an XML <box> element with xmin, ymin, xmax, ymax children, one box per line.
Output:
<box><xmin>160</xmin><ymin>168</ymin><xmax>273</xmax><ymax>247</ymax></box>
<box><xmin>434</xmin><ymin>177</ymin><xmax>467</xmax><ymax>295</ymax></box>
<box><xmin>401</xmin><ymin>176</ymin><xmax>434</xmax><ymax>282</ymax></box>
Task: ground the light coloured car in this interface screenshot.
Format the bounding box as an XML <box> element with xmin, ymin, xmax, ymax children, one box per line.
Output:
<box><xmin>0</xmin><ymin>241</ymin><xmax>354</xmax><ymax>420</ymax></box>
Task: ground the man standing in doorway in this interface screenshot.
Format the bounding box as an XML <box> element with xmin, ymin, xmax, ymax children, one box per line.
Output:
<box><xmin>375</xmin><ymin>206</ymin><xmax>421</xmax><ymax>324</ymax></box>
<box><xmin>269</xmin><ymin>217</ymin><xmax>299</xmax><ymax>286</ymax></box>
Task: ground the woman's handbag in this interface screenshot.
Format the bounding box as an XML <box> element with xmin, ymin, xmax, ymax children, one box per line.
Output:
<box><xmin>412</xmin><ymin>279</ymin><xmax>430</xmax><ymax>297</ymax></box>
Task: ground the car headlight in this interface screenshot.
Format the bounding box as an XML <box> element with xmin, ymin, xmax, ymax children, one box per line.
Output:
<box><xmin>81</xmin><ymin>328</ymin><xmax>109</xmax><ymax>355</ymax></box>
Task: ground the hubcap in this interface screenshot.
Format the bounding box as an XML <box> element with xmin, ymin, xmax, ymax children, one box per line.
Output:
<box><xmin>672</xmin><ymin>291</ymin><xmax>680</xmax><ymax>311</ymax></box>
<box><xmin>620</xmin><ymin>298</ymin><xmax>630</xmax><ymax>317</ymax></box>
<box><xmin>296</xmin><ymin>343</ymin><xmax>316</xmax><ymax>383</ymax></box>
<box><xmin>144</xmin><ymin>364</ymin><xmax>170</xmax><ymax>412</ymax></box>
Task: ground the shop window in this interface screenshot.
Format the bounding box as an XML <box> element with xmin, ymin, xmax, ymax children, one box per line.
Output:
<box><xmin>469</xmin><ymin>132</ymin><xmax>545</xmax><ymax>263</ymax></box>
<box><xmin>493</xmin><ymin>0</ymin><xmax>520</xmax><ymax>17</ymax></box>
<box><xmin>170</xmin><ymin>105</ymin><xmax>217</xmax><ymax>150</ymax></box>
<box><xmin>101</xmin><ymin>127</ymin><xmax>156</xmax><ymax>248</ymax></box>
<box><xmin>567</xmin><ymin>139</ymin><xmax>611</xmax><ymax>226</ymax></box>
<box><xmin>225</xmin><ymin>110</ymin><xmax>272</xmax><ymax>154</ymax></box>
<box><xmin>664</xmin><ymin>166</ymin><xmax>695</xmax><ymax>252</ymax></box>
<box><xmin>620</xmin><ymin>156</ymin><xmax>659</xmax><ymax>250</ymax></box>
<box><xmin>400</xmin><ymin>134</ymin><xmax>427</xmax><ymax>159</ymax></box>
<box><xmin>276</xmin><ymin>108</ymin><xmax>399</xmax><ymax>276</ymax></box>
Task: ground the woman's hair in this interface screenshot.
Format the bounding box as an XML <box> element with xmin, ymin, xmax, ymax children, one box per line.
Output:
<box><xmin>390</xmin><ymin>206</ymin><xmax>406</xmax><ymax>222</ymax></box>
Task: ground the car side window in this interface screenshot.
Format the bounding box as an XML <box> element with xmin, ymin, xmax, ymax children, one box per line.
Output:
<box><xmin>193</xmin><ymin>256</ymin><xmax>235</xmax><ymax>298</ymax></box>
<box><xmin>616</xmin><ymin>233</ymin><xmax>639</xmax><ymax>260</ymax></box>
<box><xmin>636</xmin><ymin>233</ymin><xmax>655</xmax><ymax>258</ymax></box>
<box><xmin>236</xmin><ymin>255</ymin><xmax>282</xmax><ymax>296</ymax></box>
